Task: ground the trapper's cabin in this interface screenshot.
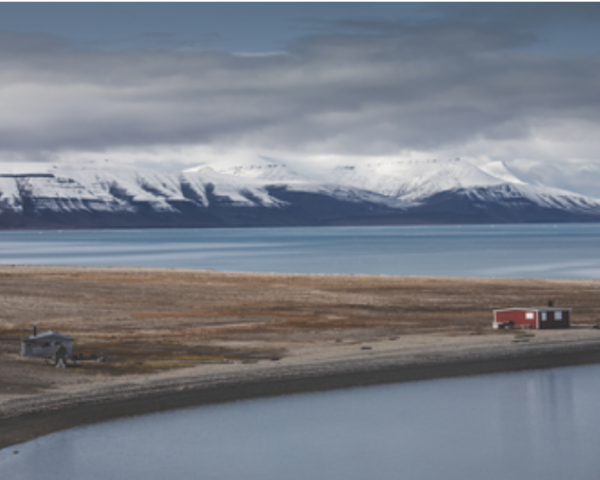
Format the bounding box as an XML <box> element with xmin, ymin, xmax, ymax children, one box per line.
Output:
<box><xmin>21</xmin><ymin>330</ymin><xmax>74</xmax><ymax>358</ymax></box>
<box><xmin>493</xmin><ymin>307</ymin><xmax>571</xmax><ymax>330</ymax></box>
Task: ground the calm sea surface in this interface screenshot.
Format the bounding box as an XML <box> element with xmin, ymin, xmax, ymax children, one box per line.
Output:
<box><xmin>1</xmin><ymin>223</ymin><xmax>600</xmax><ymax>277</ymax></box>
<box><xmin>2</xmin><ymin>364</ymin><xmax>600</xmax><ymax>480</ymax></box>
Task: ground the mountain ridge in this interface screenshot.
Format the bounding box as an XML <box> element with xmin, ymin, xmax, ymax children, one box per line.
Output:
<box><xmin>1</xmin><ymin>158</ymin><xmax>599</xmax><ymax>229</ymax></box>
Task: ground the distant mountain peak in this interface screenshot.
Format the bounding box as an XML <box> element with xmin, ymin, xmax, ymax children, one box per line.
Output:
<box><xmin>184</xmin><ymin>156</ymin><xmax>307</xmax><ymax>184</ymax></box>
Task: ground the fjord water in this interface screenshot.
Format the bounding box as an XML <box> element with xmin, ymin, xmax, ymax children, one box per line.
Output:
<box><xmin>1</xmin><ymin>223</ymin><xmax>600</xmax><ymax>278</ymax></box>
<box><xmin>3</xmin><ymin>364</ymin><xmax>600</xmax><ymax>480</ymax></box>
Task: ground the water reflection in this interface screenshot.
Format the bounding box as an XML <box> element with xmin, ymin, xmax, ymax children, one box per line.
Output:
<box><xmin>2</xmin><ymin>364</ymin><xmax>600</xmax><ymax>480</ymax></box>
<box><xmin>498</xmin><ymin>370</ymin><xmax>576</xmax><ymax>477</ymax></box>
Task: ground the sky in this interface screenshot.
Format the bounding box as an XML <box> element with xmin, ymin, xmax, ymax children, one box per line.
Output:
<box><xmin>1</xmin><ymin>2</ymin><xmax>600</xmax><ymax>197</ymax></box>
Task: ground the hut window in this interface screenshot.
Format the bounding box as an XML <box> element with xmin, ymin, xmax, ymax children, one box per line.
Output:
<box><xmin>541</xmin><ymin>312</ymin><xmax>547</xmax><ymax>321</ymax></box>
<box><xmin>43</xmin><ymin>342</ymin><xmax>50</xmax><ymax>347</ymax></box>
<box><xmin>526</xmin><ymin>312</ymin><xmax>534</xmax><ymax>319</ymax></box>
<box><xmin>555</xmin><ymin>311</ymin><xmax>563</xmax><ymax>320</ymax></box>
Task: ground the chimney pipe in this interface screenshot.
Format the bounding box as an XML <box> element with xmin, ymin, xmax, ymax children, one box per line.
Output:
<box><xmin>33</xmin><ymin>323</ymin><xmax>37</xmax><ymax>337</ymax></box>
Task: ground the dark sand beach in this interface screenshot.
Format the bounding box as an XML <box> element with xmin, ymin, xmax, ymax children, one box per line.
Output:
<box><xmin>2</xmin><ymin>266</ymin><xmax>600</xmax><ymax>449</ymax></box>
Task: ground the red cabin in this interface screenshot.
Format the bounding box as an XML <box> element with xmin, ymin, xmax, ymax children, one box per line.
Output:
<box><xmin>493</xmin><ymin>307</ymin><xmax>571</xmax><ymax>330</ymax></box>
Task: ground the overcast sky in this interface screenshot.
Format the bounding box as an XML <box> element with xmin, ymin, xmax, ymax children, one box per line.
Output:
<box><xmin>1</xmin><ymin>2</ymin><xmax>600</xmax><ymax>196</ymax></box>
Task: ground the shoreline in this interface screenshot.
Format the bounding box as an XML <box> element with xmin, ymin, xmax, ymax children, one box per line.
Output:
<box><xmin>2</xmin><ymin>265</ymin><xmax>600</xmax><ymax>450</ymax></box>
<box><xmin>3</xmin><ymin>337</ymin><xmax>600</xmax><ymax>450</ymax></box>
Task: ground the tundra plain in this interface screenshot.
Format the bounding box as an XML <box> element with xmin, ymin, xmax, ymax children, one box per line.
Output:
<box><xmin>2</xmin><ymin>266</ymin><xmax>600</xmax><ymax>449</ymax></box>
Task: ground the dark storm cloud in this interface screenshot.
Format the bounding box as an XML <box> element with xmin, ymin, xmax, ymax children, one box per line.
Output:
<box><xmin>0</xmin><ymin>17</ymin><xmax>599</xmax><ymax>159</ymax></box>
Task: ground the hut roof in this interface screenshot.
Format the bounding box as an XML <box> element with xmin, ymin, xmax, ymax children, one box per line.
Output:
<box><xmin>22</xmin><ymin>330</ymin><xmax>73</xmax><ymax>343</ymax></box>
<box><xmin>494</xmin><ymin>307</ymin><xmax>571</xmax><ymax>312</ymax></box>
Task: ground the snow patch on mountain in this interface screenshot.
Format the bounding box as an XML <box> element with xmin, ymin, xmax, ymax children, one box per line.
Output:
<box><xmin>1</xmin><ymin>156</ymin><xmax>600</xmax><ymax>228</ymax></box>
<box><xmin>491</xmin><ymin>182</ymin><xmax>600</xmax><ymax>211</ymax></box>
<box><xmin>184</xmin><ymin>155</ymin><xmax>600</xmax><ymax>213</ymax></box>
<box><xmin>0</xmin><ymin>160</ymin><xmax>288</xmax><ymax>215</ymax></box>
<box><xmin>180</xmin><ymin>166</ymin><xmax>287</xmax><ymax>208</ymax></box>
<box><xmin>324</xmin><ymin>158</ymin><xmax>507</xmax><ymax>202</ymax></box>
<box><xmin>478</xmin><ymin>160</ymin><xmax>526</xmax><ymax>185</ymax></box>
<box><xmin>185</xmin><ymin>157</ymin><xmax>515</xmax><ymax>206</ymax></box>
<box><xmin>185</xmin><ymin>156</ymin><xmax>307</xmax><ymax>184</ymax></box>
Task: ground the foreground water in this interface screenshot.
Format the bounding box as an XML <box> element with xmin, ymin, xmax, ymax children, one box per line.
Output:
<box><xmin>2</xmin><ymin>363</ymin><xmax>599</xmax><ymax>480</ymax></box>
<box><xmin>1</xmin><ymin>223</ymin><xmax>600</xmax><ymax>278</ymax></box>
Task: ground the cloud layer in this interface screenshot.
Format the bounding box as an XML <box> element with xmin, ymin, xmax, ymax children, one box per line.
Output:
<box><xmin>1</xmin><ymin>14</ymin><xmax>600</xmax><ymax>196</ymax></box>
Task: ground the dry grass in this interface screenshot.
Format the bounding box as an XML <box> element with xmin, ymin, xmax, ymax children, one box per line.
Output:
<box><xmin>1</xmin><ymin>266</ymin><xmax>599</xmax><ymax>380</ymax></box>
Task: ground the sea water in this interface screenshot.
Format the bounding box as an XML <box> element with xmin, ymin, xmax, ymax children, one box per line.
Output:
<box><xmin>2</xmin><ymin>363</ymin><xmax>600</xmax><ymax>480</ymax></box>
<box><xmin>1</xmin><ymin>223</ymin><xmax>600</xmax><ymax>278</ymax></box>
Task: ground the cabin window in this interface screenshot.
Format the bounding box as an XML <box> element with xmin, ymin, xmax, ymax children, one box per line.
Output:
<box><xmin>541</xmin><ymin>312</ymin><xmax>547</xmax><ymax>321</ymax></box>
<box><xmin>526</xmin><ymin>312</ymin><xmax>534</xmax><ymax>319</ymax></box>
<box><xmin>43</xmin><ymin>342</ymin><xmax>50</xmax><ymax>347</ymax></box>
<box><xmin>555</xmin><ymin>311</ymin><xmax>563</xmax><ymax>321</ymax></box>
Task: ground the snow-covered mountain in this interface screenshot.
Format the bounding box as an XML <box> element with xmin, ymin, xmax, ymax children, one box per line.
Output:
<box><xmin>1</xmin><ymin>158</ymin><xmax>599</xmax><ymax>229</ymax></box>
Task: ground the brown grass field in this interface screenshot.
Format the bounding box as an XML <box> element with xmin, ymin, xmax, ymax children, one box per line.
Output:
<box><xmin>2</xmin><ymin>265</ymin><xmax>600</xmax><ymax>382</ymax></box>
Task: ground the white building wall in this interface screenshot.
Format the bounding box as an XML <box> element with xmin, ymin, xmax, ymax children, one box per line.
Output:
<box><xmin>21</xmin><ymin>338</ymin><xmax>73</xmax><ymax>358</ymax></box>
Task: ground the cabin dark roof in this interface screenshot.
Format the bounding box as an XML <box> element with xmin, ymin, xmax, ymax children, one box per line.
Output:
<box><xmin>494</xmin><ymin>307</ymin><xmax>571</xmax><ymax>312</ymax></box>
<box><xmin>531</xmin><ymin>307</ymin><xmax>572</xmax><ymax>311</ymax></box>
<box><xmin>22</xmin><ymin>330</ymin><xmax>73</xmax><ymax>343</ymax></box>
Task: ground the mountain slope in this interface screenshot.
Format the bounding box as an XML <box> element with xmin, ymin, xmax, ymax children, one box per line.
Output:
<box><xmin>1</xmin><ymin>158</ymin><xmax>599</xmax><ymax>229</ymax></box>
